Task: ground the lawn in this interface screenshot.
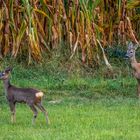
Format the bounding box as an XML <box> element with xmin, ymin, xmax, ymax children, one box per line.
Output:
<box><xmin>0</xmin><ymin>64</ymin><xmax>140</xmax><ymax>140</ymax></box>
<box><xmin>0</xmin><ymin>97</ymin><xmax>140</xmax><ymax>140</ymax></box>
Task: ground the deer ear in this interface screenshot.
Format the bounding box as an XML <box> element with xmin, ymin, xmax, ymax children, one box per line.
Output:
<box><xmin>128</xmin><ymin>42</ymin><xmax>133</xmax><ymax>49</ymax></box>
<box><xmin>126</xmin><ymin>41</ymin><xmax>129</xmax><ymax>46</ymax></box>
<box><xmin>5</xmin><ymin>67</ymin><xmax>12</xmax><ymax>73</ymax></box>
<box><xmin>134</xmin><ymin>44</ymin><xmax>139</xmax><ymax>50</ymax></box>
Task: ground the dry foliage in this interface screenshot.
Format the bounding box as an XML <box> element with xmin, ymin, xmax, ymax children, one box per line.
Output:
<box><xmin>0</xmin><ymin>0</ymin><xmax>139</xmax><ymax>66</ymax></box>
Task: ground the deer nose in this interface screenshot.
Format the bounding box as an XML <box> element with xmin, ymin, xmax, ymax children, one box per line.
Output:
<box><xmin>125</xmin><ymin>54</ymin><xmax>129</xmax><ymax>59</ymax></box>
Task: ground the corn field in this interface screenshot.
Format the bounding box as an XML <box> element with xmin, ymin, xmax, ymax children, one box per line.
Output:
<box><xmin>0</xmin><ymin>0</ymin><xmax>140</xmax><ymax>65</ymax></box>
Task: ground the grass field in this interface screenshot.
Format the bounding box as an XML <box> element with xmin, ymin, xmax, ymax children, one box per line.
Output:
<box><xmin>0</xmin><ymin>97</ymin><xmax>140</xmax><ymax>140</ymax></box>
<box><xmin>0</xmin><ymin>63</ymin><xmax>140</xmax><ymax>140</ymax></box>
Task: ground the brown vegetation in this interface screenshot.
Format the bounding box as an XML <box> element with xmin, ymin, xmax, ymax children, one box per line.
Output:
<box><xmin>0</xmin><ymin>0</ymin><xmax>139</xmax><ymax>66</ymax></box>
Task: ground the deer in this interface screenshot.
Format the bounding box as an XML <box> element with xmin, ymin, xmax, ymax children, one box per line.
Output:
<box><xmin>0</xmin><ymin>67</ymin><xmax>50</xmax><ymax>125</ymax></box>
<box><xmin>125</xmin><ymin>42</ymin><xmax>140</xmax><ymax>97</ymax></box>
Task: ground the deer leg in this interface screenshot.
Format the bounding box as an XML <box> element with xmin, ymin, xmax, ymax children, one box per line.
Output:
<box><xmin>36</xmin><ymin>103</ymin><xmax>50</xmax><ymax>125</ymax></box>
<box><xmin>9</xmin><ymin>102</ymin><xmax>16</xmax><ymax>123</ymax></box>
<box><xmin>28</xmin><ymin>104</ymin><xmax>38</xmax><ymax>125</ymax></box>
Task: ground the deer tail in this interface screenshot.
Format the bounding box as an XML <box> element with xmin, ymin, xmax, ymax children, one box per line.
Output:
<box><xmin>35</xmin><ymin>92</ymin><xmax>44</xmax><ymax>98</ymax></box>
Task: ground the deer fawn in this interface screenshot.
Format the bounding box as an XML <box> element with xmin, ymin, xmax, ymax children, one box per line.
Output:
<box><xmin>126</xmin><ymin>42</ymin><xmax>140</xmax><ymax>97</ymax></box>
<box><xmin>0</xmin><ymin>67</ymin><xmax>50</xmax><ymax>125</ymax></box>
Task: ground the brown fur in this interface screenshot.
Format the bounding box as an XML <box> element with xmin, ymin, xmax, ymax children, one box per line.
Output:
<box><xmin>0</xmin><ymin>68</ymin><xmax>50</xmax><ymax>124</ymax></box>
<box><xmin>126</xmin><ymin>42</ymin><xmax>140</xmax><ymax>97</ymax></box>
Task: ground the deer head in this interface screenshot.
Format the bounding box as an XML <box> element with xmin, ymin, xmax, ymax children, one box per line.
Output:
<box><xmin>125</xmin><ymin>42</ymin><xmax>138</xmax><ymax>59</ymax></box>
<box><xmin>0</xmin><ymin>67</ymin><xmax>12</xmax><ymax>80</ymax></box>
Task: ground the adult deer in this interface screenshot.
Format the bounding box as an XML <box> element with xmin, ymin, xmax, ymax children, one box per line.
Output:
<box><xmin>0</xmin><ymin>67</ymin><xmax>50</xmax><ymax>125</ymax></box>
<box><xmin>126</xmin><ymin>42</ymin><xmax>140</xmax><ymax>97</ymax></box>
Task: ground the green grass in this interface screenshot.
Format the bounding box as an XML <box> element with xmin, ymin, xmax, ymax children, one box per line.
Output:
<box><xmin>0</xmin><ymin>97</ymin><xmax>140</xmax><ymax>140</ymax></box>
<box><xmin>0</xmin><ymin>60</ymin><xmax>140</xmax><ymax>139</ymax></box>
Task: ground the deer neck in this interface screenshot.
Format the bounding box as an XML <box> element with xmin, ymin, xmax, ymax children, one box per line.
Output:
<box><xmin>130</xmin><ymin>54</ymin><xmax>137</xmax><ymax>69</ymax></box>
<box><xmin>3</xmin><ymin>78</ymin><xmax>11</xmax><ymax>94</ymax></box>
